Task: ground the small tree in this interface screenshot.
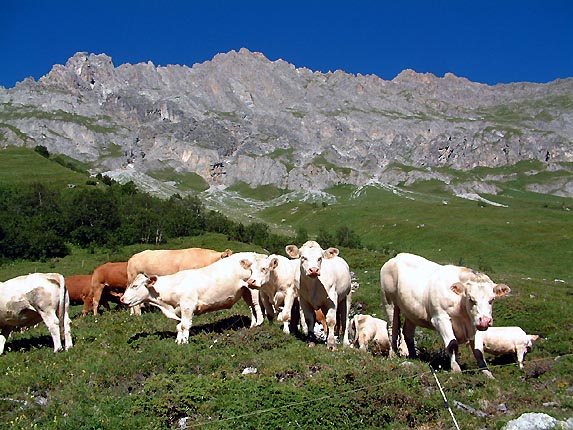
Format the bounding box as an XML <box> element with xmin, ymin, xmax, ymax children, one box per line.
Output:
<box><xmin>34</xmin><ymin>145</ymin><xmax>50</xmax><ymax>158</ymax></box>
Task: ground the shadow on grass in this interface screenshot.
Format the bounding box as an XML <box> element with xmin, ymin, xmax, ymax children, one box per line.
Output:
<box><xmin>127</xmin><ymin>314</ymin><xmax>252</xmax><ymax>344</ymax></box>
<box><xmin>4</xmin><ymin>334</ymin><xmax>54</xmax><ymax>353</ymax></box>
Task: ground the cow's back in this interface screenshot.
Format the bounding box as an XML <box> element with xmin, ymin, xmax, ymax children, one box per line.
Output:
<box><xmin>93</xmin><ymin>262</ymin><xmax>128</xmax><ymax>287</ymax></box>
<box><xmin>0</xmin><ymin>273</ymin><xmax>62</xmax><ymax>327</ymax></box>
<box><xmin>65</xmin><ymin>275</ymin><xmax>92</xmax><ymax>303</ymax></box>
<box><xmin>127</xmin><ymin>248</ymin><xmax>230</xmax><ymax>282</ymax></box>
<box><xmin>381</xmin><ymin>253</ymin><xmax>444</xmax><ymax>323</ymax></box>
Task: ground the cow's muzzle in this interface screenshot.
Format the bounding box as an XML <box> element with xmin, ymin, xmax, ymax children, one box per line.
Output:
<box><xmin>476</xmin><ymin>316</ymin><xmax>493</xmax><ymax>331</ymax></box>
<box><xmin>306</xmin><ymin>267</ymin><xmax>320</xmax><ymax>278</ymax></box>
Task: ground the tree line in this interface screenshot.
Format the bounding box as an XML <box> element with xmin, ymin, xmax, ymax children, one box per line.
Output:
<box><xmin>0</xmin><ymin>180</ymin><xmax>362</xmax><ymax>262</ymax></box>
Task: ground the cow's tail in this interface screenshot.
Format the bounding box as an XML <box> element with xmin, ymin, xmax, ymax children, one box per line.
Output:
<box><xmin>57</xmin><ymin>274</ymin><xmax>67</xmax><ymax>340</ymax></box>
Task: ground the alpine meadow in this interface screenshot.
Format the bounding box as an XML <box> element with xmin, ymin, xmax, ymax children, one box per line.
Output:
<box><xmin>0</xmin><ymin>147</ymin><xmax>571</xmax><ymax>430</ymax></box>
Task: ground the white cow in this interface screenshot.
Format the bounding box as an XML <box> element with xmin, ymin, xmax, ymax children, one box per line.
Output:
<box><xmin>474</xmin><ymin>326</ymin><xmax>539</xmax><ymax>369</ymax></box>
<box><xmin>247</xmin><ymin>254</ymin><xmax>301</xmax><ymax>333</ymax></box>
<box><xmin>0</xmin><ymin>273</ymin><xmax>73</xmax><ymax>354</ymax></box>
<box><xmin>380</xmin><ymin>253</ymin><xmax>510</xmax><ymax>377</ymax></box>
<box><xmin>285</xmin><ymin>241</ymin><xmax>352</xmax><ymax>349</ymax></box>
<box><xmin>120</xmin><ymin>253</ymin><xmax>264</xmax><ymax>344</ymax></box>
<box><xmin>349</xmin><ymin>314</ymin><xmax>391</xmax><ymax>354</ymax></box>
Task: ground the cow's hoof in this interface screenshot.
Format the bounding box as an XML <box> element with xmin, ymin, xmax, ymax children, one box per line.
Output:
<box><xmin>308</xmin><ymin>342</ymin><xmax>316</xmax><ymax>348</ymax></box>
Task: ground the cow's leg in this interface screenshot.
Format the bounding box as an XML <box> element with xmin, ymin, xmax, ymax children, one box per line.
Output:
<box><xmin>338</xmin><ymin>293</ymin><xmax>351</xmax><ymax>347</ymax></box>
<box><xmin>387</xmin><ymin>304</ymin><xmax>402</xmax><ymax>355</ymax></box>
<box><xmin>91</xmin><ymin>283</ymin><xmax>104</xmax><ymax>316</ymax></box>
<box><xmin>289</xmin><ymin>298</ymin><xmax>304</xmax><ymax>335</ymax></box>
<box><xmin>300</xmin><ymin>300</ymin><xmax>317</xmax><ymax>344</ymax></box>
<box><xmin>242</xmin><ymin>288</ymin><xmax>264</xmax><ymax>327</ymax></box>
<box><xmin>277</xmin><ymin>288</ymin><xmax>296</xmax><ymax>325</ymax></box>
<box><xmin>402</xmin><ymin>318</ymin><xmax>418</xmax><ymax>358</ymax></box>
<box><xmin>130</xmin><ymin>304</ymin><xmax>142</xmax><ymax>316</ymax></box>
<box><xmin>62</xmin><ymin>291</ymin><xmax>73</xmax><ymax>351</ymax></box>
<box><xmin>324</xmin><ymin>295</ymin><xmax>338</xmax><ymax>350</ymax></box>
<box><xmin>469</xmin><ymin>339</ymin><xmax>494</xmax><ymax>379</ymax></box>
<box><xmin>261</xmin><ymin>292</ymin><xmax>276</xmax><ymax>324</ymax></box>
<box><xmin>0</xmin><ymin>330</ymin><xmax>9</xmax><ymax>355</ymax></box>
<box><xmin>516</xmin><ymin>346</ymin><xmax>526</xmax><ymax>369</ymax></box>
<box><xmin>37</xmin><ymin>309</ymin><xmax>63</xmax><ymax>352</ymax></box>
<box><xmin>176</xmin><ymin>305</ymin><xmax>194</xmax><ymax>345</ymax></box>
<box><xmin>432</xmin><ymin>316</ymin><xmax>462</xmax><ymax>373</ymax></box>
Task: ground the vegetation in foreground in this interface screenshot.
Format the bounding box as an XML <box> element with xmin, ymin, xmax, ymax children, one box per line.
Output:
<box><xmin>0</xmin><ymin>147</ymin><xmax>571</xmax><ymax>429</ymax></box>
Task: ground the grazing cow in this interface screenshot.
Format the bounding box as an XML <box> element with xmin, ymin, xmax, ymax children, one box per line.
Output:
<box><xmin>120</xmin><ymin>253</ymin><xmax>263</xmax><ymax>343</ymax></box>
<box><xmin>285</xmin><ymin>241</ymin><xmax>352</xmax><ymax>349</ymax></box>
<box><xmin>0</xmin><ymin>273</ymin><xmax>72</xmax><ymax>354</ymax></box>
<box><xmin>66</xmin><ymin>275</ymin><xmax>124</xmax><ymax>316</ymax></box>
<box><xmin>349</xmin><ymin>314</ymin><xmax>391</xmax><ymax>354</ymax></box>
<box><xmin>126</xmin><ymin>247</ymin><xmax>233</xmax><ymax>283</ymax></box>
<box><xmin>91</xmin><ymin>262</ymin><xmax>129</xmax><ymax>316</ymax></box>
<box><xmin>474</xmin><ymin>326</ymin><xmax>539</xmax><ymax>369</ymax></box>
<box><xmin>65</xmin><ymin>275</ymin><xmax>94</xmax><ymax>316</ymax></box>
<box><xmin>380</xmin><ymin>253</ymin><xmax>510</xmax><ymax>377</ymax></box>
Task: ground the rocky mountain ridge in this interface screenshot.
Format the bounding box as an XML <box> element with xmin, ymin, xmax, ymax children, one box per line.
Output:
<box><xmin>1</xmin><ymin>48</ymin><xmax>572</xmax><ymax>197</ymax></box>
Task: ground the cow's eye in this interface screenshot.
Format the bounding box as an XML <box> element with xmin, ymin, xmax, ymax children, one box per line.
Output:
<box><xmin>488</xmin><ymin>299</ymin><xmax>494</xmax><ymax>305</ymax></box>
<box><xmin>469</xmin><ymin>297</ymin><xmax>476</xmax><ymax>305</ymax></box>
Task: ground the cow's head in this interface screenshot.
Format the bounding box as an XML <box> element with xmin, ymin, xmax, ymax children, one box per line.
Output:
<box><xmin>285</xmin><ymin>241</ymin><xmax>339</xmax><ymax>278</ymax></box>
<box><xmin>526</xmin><ymin>334</ymin><xmax>540</xmax><ymax>352</ymax></box>
<box><xmin>237</xmin><ymin>257</ymin><xmax>255</xmax><ymax>288</ymax></box>
<box><xmin>247</xmin><ymin>255</ymin><xmax>278</xmax><ymax>289</ymax></box>
<box><xmin>120</xmin><ymin>273</ymin><xmax>157</xmax><ymax>307</ymax></box>
<box><xmin>451</xmin><ymin>270</ymin><xmax>510</xmax><ymax>331</ymax></box>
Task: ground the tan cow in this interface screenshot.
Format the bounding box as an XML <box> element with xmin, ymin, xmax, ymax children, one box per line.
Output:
<box><xmin>380</xmin><ymin>253</ymin><xmax>510</xmax><ymax>378</ymax></box>
<box><xmin>0</xmin><ymin>273</ymin><xmax>72</xmax><ymax>354</ymax></box>
<box><xmin>286</xmin><ymin>241</ymin><xmax>352</xmax><ymax>349</ymax></box>
<box><xmin>126</xmin><ymin>247</ymin><xmax>233</xmax><ymax>283</ymax></box>
<box><xmin>474</xmin><ymin>326</ymin><xmax>539</xmax><ymax>369</ymax></box>
<box><xmin>120</xmin><ymin>252</ymin><xmax>262</xmax><ymax>343</ymax></box>
<box><xmin>91</xmin><ymin>262</ymin><xmax>129</xmax><ymax>316</ymax></box>
<box><xmin>349</xmin><ymin>314</ymin><xmax>391</xmax><ymax>354</ymax></box>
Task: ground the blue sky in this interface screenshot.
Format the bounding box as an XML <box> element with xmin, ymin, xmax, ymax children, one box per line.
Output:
<box><xmin>1</xmin><ymin>1</ymin><xmax>572</xmax><ymax>88</ymax></box>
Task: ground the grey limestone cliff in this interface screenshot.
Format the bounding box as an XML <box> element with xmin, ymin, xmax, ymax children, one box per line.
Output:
<box><xmin>1</xmin><ymin>48</ymin><xmax>572</xmax><ymax>195</ymax></box>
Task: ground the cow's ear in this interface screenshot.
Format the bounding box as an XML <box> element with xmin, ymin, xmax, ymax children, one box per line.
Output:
<box><xmin>451</xmin><ymin>282</ymin><xmax>465</xmax><ymax>295</ymax></box>
<box><xmin>324</xmin><ymin>247</ymin><xmax>339</xmax><ymax>259</ymax></box>
<box><xmin>221</xmin><ymin>249</ymin><xmax>233</xmax><ymax>258</ymax></box>
<box><xmin>285</xmin><ymin>245</ymin><xmax>300</xmax><ymax>259</ymax></box>
<box><xmin>270</xmin><ymin>257</ymin><xmax>279</xmax><ymax>270</ymax></box>
<box><xmin>240</xmin><ymin>259</ymin><xmax>253</xmax><ymax>270</ymax></box>
<box><xmin>530</xmin><ymin>334</ymin><xmax>539</xmax><ymax>341</ymax></box>
<box><xmin>494</xmin><ymin>284</ymin><xmax>511</xmax><ymax>297</ymax></box>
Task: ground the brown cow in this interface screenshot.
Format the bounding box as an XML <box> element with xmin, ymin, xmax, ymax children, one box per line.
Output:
<box><xmin>66</xmin><ymin>275</ymin><xmax>94</xmax><ymax>316</ymax></box>
<box><xmin>126</xmin><ymin>247</ymin><xmax>233</xmax><ymax>283</ymax></box>
<box><xmin>66</xmin><ymin>275</ymin><xmax>124</xmax><ymax>316</ymax></box>
<box><xmin>91</xmin><ymin>262</ymin><xmax>129</xmax><ymax>316</ymax></box>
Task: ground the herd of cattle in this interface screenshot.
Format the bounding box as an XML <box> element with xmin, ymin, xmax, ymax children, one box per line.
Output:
<box><xmin>0</xmin><ymin>241</ymin><xmax>539</xmax><ymax>377</ymax></box>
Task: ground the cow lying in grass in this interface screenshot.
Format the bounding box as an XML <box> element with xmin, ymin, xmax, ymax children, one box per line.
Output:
<box><xmin>120</xmin><ymin>252</ymin><xmax>263</xmax><ymax>344</ymax></box>
<box><xmin>349</xmin><ymin>314</ymin><xmax>391</xmax><ymax>354</ymax></box>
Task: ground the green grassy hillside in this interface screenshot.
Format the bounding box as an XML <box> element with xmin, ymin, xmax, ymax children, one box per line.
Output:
<box><xmin>0</xmin><ymin>146</ymin><xmax>572</xmax><ymax>429</ymax></box>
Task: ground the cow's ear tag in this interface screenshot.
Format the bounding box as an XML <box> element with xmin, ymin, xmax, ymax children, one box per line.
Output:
<box><xmin>451</xmin><ymin>282</ymin><xmax>464</xmax><ymax>295</ymax></box>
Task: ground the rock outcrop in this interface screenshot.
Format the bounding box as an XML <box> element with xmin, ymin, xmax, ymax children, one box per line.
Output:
<box><xmin>1</xmin><ymin>49</ymin><xmax>572</xmax><ymax>195</ymax></box>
